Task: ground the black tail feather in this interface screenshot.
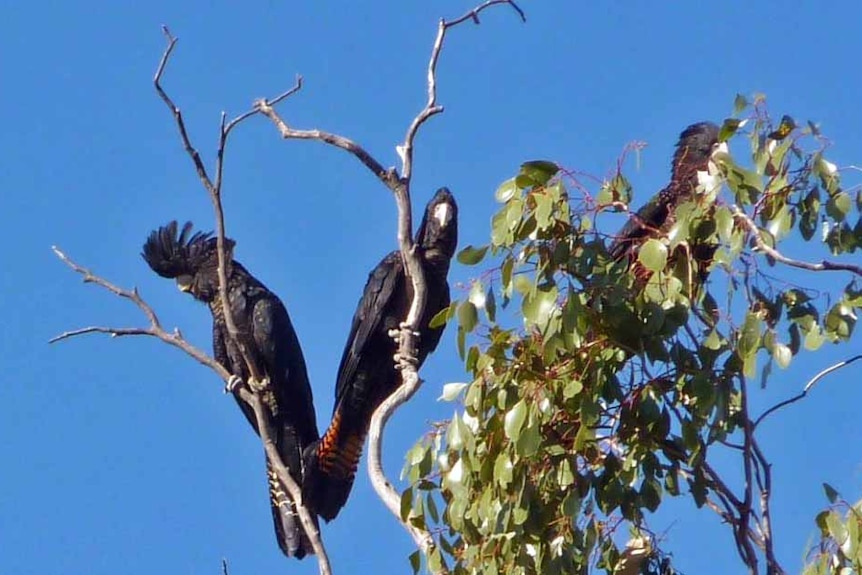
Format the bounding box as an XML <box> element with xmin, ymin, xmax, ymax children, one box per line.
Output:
<box><xmin>266</xmin><ymin>459</ymin><xmax>317</xmax><ymax>559</ymax></box>
<box><xmin>302</xmin><ymin>412</ymin><xmax>365</xmax><ymax>522</ymax></box>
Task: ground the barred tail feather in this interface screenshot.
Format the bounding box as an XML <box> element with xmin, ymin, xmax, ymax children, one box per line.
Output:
<box><xmin>267</xmin><ymin>459</ymin><xmax>315</xmax><ymax>559</ymax></box>
<box><xmin>303</xmin><ymin>410</ymin><xmax>366</xmax><ymax>522</ymax></box>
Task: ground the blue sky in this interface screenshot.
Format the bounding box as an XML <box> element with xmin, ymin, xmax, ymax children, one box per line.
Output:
<box><xmin>2</xmin><ymin>2</ymin><xmax>862</xmax><ymax>574</ymax></box>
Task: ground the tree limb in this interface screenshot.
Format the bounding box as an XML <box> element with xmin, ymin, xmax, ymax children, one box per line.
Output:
<box><xmin>374</xmin><ymin>2</ymin><xmax>524</xmax><ymax>567</ymax></box>
<box><xmin>153</xmin><ymin>26</ymin><xmax>258</xmax><ymax>380</ymax></box>
<box><xmin>750</xmin><ymin>436</ymin><xmax>784</xmax><ymax>574</ymax></box>
<box><xmin>50</xmin><ymin>246</ymin><xmax>231</xmax><ymax>379</ymax></box>
<box><xmin>731</xmin><ymin>205</ymin><xmax>862</xmax><ymax>277</ymax></box>
<box><xmin>130</xmin><ymin>26</ymin><xmax>332</xmax><ymax>573</ymax></box>
<box><xmin>256</xmin><ymin>99</ymin><xmax>398</xmax><ymax>188</ymax></box>
<box><xmin>753</xmin><ymin>354</ymin><xmax>862</xmax><ymax>428</ymax></box>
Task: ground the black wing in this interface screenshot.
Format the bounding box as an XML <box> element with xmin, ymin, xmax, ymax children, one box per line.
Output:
<box><xmin>608</xmin><ymin>187</ymin><xmax>675</xmax><ymax>260</ymax></box>
<box><xmin>333</xmin><ymin>252</ymin><xmax>404</xmax><ymax>411</ymax></box>
<box><xmin>243</xmin><ymin>284</ymin><xmax>319</xmax><ymax>559</ymax></box>
<box><xmin>304</xmin><ymin>251</ymin><xmax>404</xmax><ymax>522</ymax></box>
<box><xmin>305</xmin><ymin>188</ymin><xmax>458</xmax><ymax>522</ymax></box>
<box><xmin>608</xmin><ymin>122</ymin><xmax>720</xmax><ymax>262</ymax></box>
<box><xmin>251</xmin><ymin>295</ymin><xmax>319</xmax><ymax>447</ymax></box>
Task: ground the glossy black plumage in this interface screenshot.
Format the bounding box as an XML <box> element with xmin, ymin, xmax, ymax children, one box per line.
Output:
<box><xmin>141</xmin><ymin>221</ymin><xmax>319</xmax><ymax>559</ymax></box>
<box><xmin>609</xmin><ymin>122</ymin><xmax>721</xmax><ymax>262</ymax></box>
<box><xmin>305</xmin><ymin>188</ymin><xmax>459</xmax><ymax>522</ymax></box>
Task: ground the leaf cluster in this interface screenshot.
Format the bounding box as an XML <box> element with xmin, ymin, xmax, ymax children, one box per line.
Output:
<box><xmin>405</xmin><ymin>99</ymin><xmax>862</xmax><ymax>574</ymax></box>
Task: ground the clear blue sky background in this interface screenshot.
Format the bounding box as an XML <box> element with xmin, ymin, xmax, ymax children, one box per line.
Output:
<box><xmin>2</xmin><ymin>2</ymin><xmax>862</xmax><ymax>574</ymax></box>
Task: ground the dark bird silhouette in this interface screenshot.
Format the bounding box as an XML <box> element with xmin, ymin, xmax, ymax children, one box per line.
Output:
<box><xmin>609</xmin><ymin>122</ymin><xmax>723</xmax><ymax>263</ymax></box>
<box><xmin>141</xmin><ymin>221</ymin><xmax>319</xmax><ymax>559</ymax></box>
<box><xmin>305</xmin><ymin>188</ymin><xmax>459</xmax><ymax>522</ymax></box>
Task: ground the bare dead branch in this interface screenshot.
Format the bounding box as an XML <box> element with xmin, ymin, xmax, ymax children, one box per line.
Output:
<box><xmin>246</xmin><ymin>389</ymin><xmax>331</xmax><ymax>569</ymax></box>
<box><xmin>400</xmin><ymin>0</ymin><xmax>525</xmax><ymax>182</ymax></box>
<box><xmin>268</xmin><ymin>76</ymin><xmax>305</xmax><ymax>108</ymax></box>
<box><xmin>751</xmin><ymin>437</ymin><xmax>784</xmax><ymax>575</ymax></box>
<box><xmin>367</xmin><ymin>373</ymin><xmax>438</xmax><ymax>554</ymax></box>
<box><xmin>445</xmin><ymin>0</ymin><xmax>526</xmax><ymax>27</ymax></box>
<box><xmin>50</xmin><ymin>247</ymin><xmax>232</xmax><ymax>381</ymax></box>
<box><xmin>255</xmin><ymin>100</ymin><xmax>397</xmax><ymax>187</ymax></box>
<box><xmin>154</xmin><ymin>27</ymin><xmax>216</xmax><ymax>197</ymax></box>
<box><xmin>50</xmin><ymin>326</ymin><xmax>157</xmax><ymax>342</ymax></box>
<box><xmin>731</xmin><ymin>205</ymin><xmax>862</xmax><ymax>277</ymax></box>
<box><xmin>52</xmin><ymin>246</ymin><xmax>162</xmax><ymax>328</ymax></box>
<box><xmin>252</xmin><ymin>2</ymin><xmax>521</xmax><ymax>565</ymax></box>
<box><xmin>753</xmin><ymin>354</ymin><xmax>862</xmax><ymax>428</ymax></box>
<box><xmin>153</xmin><ymin>26</ymin><xmax>256</xmax><ymax>378</ymax></box>
<box><xmin>212</xmin><ymin>99</ymin><xmax>331</xmax><ymax>571</ymax></box>
<box><xmin>51</xmin><ymin>244</ymin><xmax>331</xmax><ymax>572</ymax></box>
<box><xmin>367</xmin><ymin>5</ymin><xmax>523</xmax><ymax>566</ymax></box>
<box><xmin>151</xmin><ymin>29</ymin><xmax>331</xmax><ymax>572</ymax></box>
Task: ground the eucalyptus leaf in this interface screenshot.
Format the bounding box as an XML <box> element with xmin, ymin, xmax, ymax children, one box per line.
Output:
<box><xmin>457</xmin><ymin>245</ymin><xmax>489</xmax><ymax>265</ymax></box>
<box><xmin>637</xmin><ymin>239</ymin><xmax>668</xmax><ymax>272</ymax></box>
<box><xmin>495</xmin><ymin>178</ymin><xmax>519</xmax><ymax>203</ymax></box>
<box><xmin>504</xmin><ymin>399</ymin><xmax>527</xmax><ymax>441</ymax></box>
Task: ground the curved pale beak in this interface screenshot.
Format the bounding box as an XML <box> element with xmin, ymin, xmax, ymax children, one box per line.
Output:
<box><xmin>433</xmin><ymin>203</ymin><xmax>451</xmax><ymax>227</ymax></box>
<box><xmin>176</xmin><ymin>275</ymin><xmax>194</xmax><ymax>293</ymax></box>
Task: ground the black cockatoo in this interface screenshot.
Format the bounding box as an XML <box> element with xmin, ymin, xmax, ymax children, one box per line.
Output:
<box><xmin>141</xmin><ymin>221</ymin><xmax>319</xmax><ymax>559</ymax></box>
<box><xmin>304</xmin><ymin>188</ymin><xmax>459</xmax><ymax>522</ymax></box>
<box><xmin>609</xmin><ymin>121</ymin><xmax>724</xmax><ymax>263</ymax></box>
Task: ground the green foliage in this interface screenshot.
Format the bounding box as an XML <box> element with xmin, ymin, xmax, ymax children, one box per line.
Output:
<box><xmin>402</xmin><ymin>101</ymin><xmax>862</xmax><ymax>574</ymax></box>
<box><xmin>803</xmin><ymin>487</ymin><xmax>862</xmax><ymax>574</ymax></box>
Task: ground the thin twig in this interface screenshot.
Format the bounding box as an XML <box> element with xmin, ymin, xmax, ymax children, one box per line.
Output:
<box><xmin>400</xmin><ymin>0</ymin><xmax>525</xmax><ymax>182</ymax></box>
<box><xmin>52</xmin><ymin>246</ymin><xmax>162</xmax><ymax>328</ymax></box>
<box><xmin>731</xmin><ymin>205</ymin><xmax>862</xmax><ymax>277</ymax></box>
<box><xmin>701</xmin><ymin>459</ymin><xmax>745</xmax><ymax>511</ymax></box>
<box><xmin>665</xmin><ymin>396</ymin><xmax>768</xmax><ymax>571</ymax></box>
<box><xmin>153</xmin><ymin>27</ymin><xmax>215</xmax><ymax>197</ymax></box>
<box><xmin>751</xmin><ymin>437</ymin><xmax>784</xmax><ymax>574</ymax></box>
<box><xmin>753</xmin><ymin>355</ymin><xmax>862</xmax><ymax>428</ymax></box>
<box><xmin>737</xmin><ymin>376</ymin><xmax>759</xmax><ymax>574</ymax></box>
<box><xmin>153</xmin><ymin>27</ymin><xmax>254</xmax><ymax>374</ymax></box>
<box><xmin>50</xmin><ymin>326</ymin><xmax>158</xmax><ymax>342</ymax></box>
<box><xmin>50</xmin><ymin>247</ymin><xmax>230</xmax><ymax>378</ymax></box>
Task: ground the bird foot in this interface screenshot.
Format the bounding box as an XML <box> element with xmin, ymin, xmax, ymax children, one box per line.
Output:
<box><xmin>224</xmin><ymin>375</ymin><xmax>245</xmax><ymax>394</ymax></box>
<box><xmin>388</xmin><ymin>323</ymin><xmax>420</xmax><ymax>343</ymax></box>
<box><xmin>393</xmin><ymin>351</ymin><xmax>419</xmax><ymax>369</ymax></box>
<box><xmin>248</xmin><ymin>376</ymin><xmax>271</xmax><ymax>393</ymax></box>
<box><xmin>400</xmin><ymin>321</ymin><xmax>420</xmax><ymax>336</ymax></box>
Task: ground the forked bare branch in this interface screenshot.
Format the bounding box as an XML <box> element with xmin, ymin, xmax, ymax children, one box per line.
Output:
<box><xmin>50</xmin><ymin>247</ymin><xmax>329</xmax><ymax>571</ymax></box>
<box><xmin>50</xmin><ymin>246</ymin><xmax>228</xmax><ymax>376</ymax></box>
<box><xmin>151</xmin><ymin>28</ymin><xmax>331</xmax><ymax>573</ymax></box>
<box><xmin>154</xmin><ymin>26</ymin><xmax>254</xmax><ymax>377</ymax></box>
